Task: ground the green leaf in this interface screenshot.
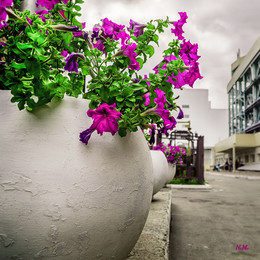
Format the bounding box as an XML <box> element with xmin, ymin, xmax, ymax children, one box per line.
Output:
<box><xmin>153</xmin><ymin>34</ymin><xmax>159</xmax><ymax>45</ymax></box>
<box><xmin>147</xmin><ymin>24</ymin><xmax>155</xmax><ymax>30</ymax></box>
<box><xmin>136</xmin><ymin>57</ymin><xmax>143</xmax><ymax>70</ymax></box>
<box><xmin>128</xmin><ymin>96</ymin><xmax>136</xmax><ymax>102</ymax></box>
<box><xmin>25</xmin><ymin>57</ymin><xmax>41</xmax><ymax>77</ymax></box>
<box><xmin>116</xmin><ymin>96</ymin><xmax>124</xmax><ymax>102</ymax></box>
<box><xmin>118</xmin><ymin>127</ymin><xmax>127</xmax><ymax>137</ymax></box>
<box><xmin>17</xmin><ymin>42</ymin><xmax>34</xmax><ymax>50</ymax></box>
<box><xmin>126</xmin><ymin>101</ymin><xmax>133</xmax><ymax>107</ymax></box>
<box><xmin>100</xmin><ymin>86</ymin><xmax>109</xmax><ymax>102</ymax></box>
<box><xmin>122</xmin><ymin>87</ymin><xmax>134</xmax><ymax>97</ymax></box>
<box><xmin>10</xmin><ymin>62</ymin><xmax>26</xmax><ymax>69</ymax></box>
<box><xmin>131</xmin><ymin>84</ymin><xmax>145</xmax><ymax>91</ymax></box>
<box><xmin>145</xmin><ymin>45</ymin><xmax>155</xmax><ymax>58</ymax></box>
<box><xmin>81</xmin><ymin>66</ymin><xmax>89</xmax><ymax>76</ymax></box>
<box><xmin>89</xmin><ymin>100</ymin><xmax>99</xmax><ymax>110</ymax></box>
<box><xmin>74</xmin><ymin>5</ymin><xmax>81</xmax><ymax>11</ymax></box>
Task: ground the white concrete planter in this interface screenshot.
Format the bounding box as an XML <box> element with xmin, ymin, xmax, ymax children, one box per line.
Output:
<box><xmin>166</xmin><ymin>163</ymin><xmax>176</xmax><ymax>184</ymax></box>
<box><xmin>0</xmin><ymin>91</ymin><xmax>153</xmax><ymax>260</ymax></box>
<box><xmin>150</xmin><ymin>150</ymin><xmax>169</xmax><ymax>195</ymax></box>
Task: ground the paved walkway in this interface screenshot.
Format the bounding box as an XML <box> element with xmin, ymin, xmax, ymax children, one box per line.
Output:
<box><xmin>169</xmin><ymin>171</ymin><xmax>260</xmax><ymax>260</ymax></box>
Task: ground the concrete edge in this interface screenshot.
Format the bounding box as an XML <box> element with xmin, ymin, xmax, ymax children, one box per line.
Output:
<box><xmin>127</xmin><ymin>187</ymin><xmax>172</xmax><ymax>260</ymax></box>
<box><xmin>168</xmin><ymin>184</ymin><xmax>212</xmax><ymax>190</ymax></box>
<box><xmin>206</xmin><ymin>171</ymin><xmax>260</xmax><ymax>180</ymax></box>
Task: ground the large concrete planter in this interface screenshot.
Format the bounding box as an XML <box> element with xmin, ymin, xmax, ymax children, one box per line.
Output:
<box><xmin>0</xmin><ymin>91</ymin><xmax>153</xmax><ymax>260</ymax></box>
<box><xmin>150</xmin><ymin>150</ymin><xmax>168</xmax><ymax>195</ymax></box>
<box><xmin>166</xmin><ymin>163</ymin><xmax>176</xmax><ymax>184</ymax></box>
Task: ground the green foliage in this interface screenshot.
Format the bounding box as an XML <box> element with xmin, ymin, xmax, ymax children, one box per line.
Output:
<box><xmin>0</xmin><ymin>1</ymin><xmax>85</xmax><ymax>110</ymax></box>
<box><xmin>170</xmin><ymin>178</ymin><xmax>200</xmax><ymax>185</ymax></box>
<box><xmin>1</xmin><ymin>2</ymin><xmax>201</xmax><ymax>139</ymax></box>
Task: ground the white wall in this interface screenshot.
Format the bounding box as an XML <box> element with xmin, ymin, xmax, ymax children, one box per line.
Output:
<box><xmin>172</xmin><ymin>88</ymin><xmax>229</xmax><ymax>148</ymax></box>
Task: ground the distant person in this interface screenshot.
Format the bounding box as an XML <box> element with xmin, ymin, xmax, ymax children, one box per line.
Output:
<box><xmin>217</xmin><ymin>161</ymin><xmax>220</xmax><ymax>172</ymax></box>
<box><xmin>225</xmin><ymin>160</ymin><xmax>229</xmax><ymax>171</ymax></box>
<box><xmin>235</xmin><ymin>160</ymin><xmax>239</xmax><ymax>169</ymax></box>
<box><xmin>229</xmin><ymin>158</ymin><xmax>233</xmax><ymax>171</ymax></box>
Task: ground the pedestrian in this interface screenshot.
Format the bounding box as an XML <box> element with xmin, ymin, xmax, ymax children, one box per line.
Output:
<box><xmin>217</xmin><ymin>161</ymin><xmax>220</xmax><ymax>172</ymax></box>
<box><xmin>229</xmin><ymin>158</ymin><xmax>233</xmax><ymax>171</ymax></box>
<box><xmin>225</xmin><ymin>160</ymin><xmax>229</xmax><ymax>171</ymax></box>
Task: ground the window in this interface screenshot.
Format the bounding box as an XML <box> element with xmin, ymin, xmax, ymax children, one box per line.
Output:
<box><xmin>258</xmin><ymin>154</ymin><xmax>260</xmax><ymax>162</ymax></box>
<box><xmin>184</xmin><ymin>114</ymin><xmax>189</xmax><ymax>118</ymax></box>
<box><xmin>250</xmin><ymin>154</ymin><xmax>255</xmax><ymax>163</ymax></box>
<box><xmin>245</xmin><ymin>155</ymin><xmax>249</xmax><ymax>163</ymax></box>
<box><xmin>182</xmin><ymin>105</ymin><xmax>189</xmax><ymax>108</ymax></box>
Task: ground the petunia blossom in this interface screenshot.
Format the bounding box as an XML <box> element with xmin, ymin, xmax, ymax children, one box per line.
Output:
<box><xmin>36</xmin><ymin>0</ymin><xmax>59</xmax><ymax>10</ymax></box>
<box><xmin>177</xmin><ymin>107</ymin><xmax>184</xmax><ymax>119</ymax></box>
<box><xmin>101</xmin><ymin>18</ymin><xmax>124</xmax><ymax>39</ymax></box>
<box><xmin>171</xmin><ymin>12</ymin><xmax>188</xmax><ymax>40</ymax></box>
<box><xmin>80</xmin><ymin>103</ymin><xmax>122</xmax><ymax>145</ymax></box>
<box><xmin>64</xmin><ymin>52</ymin><xmax>85</xmax><ymax>73</ymax></box>
<box><xmin>73</xmin><ymin>22</ymin><xmax>85</xmax><ymax>38</ymax></box>
<box><xmin>142</xmin><ymin>93</ymin><xmax>150</xmax><ymax>106</ymax></box>
<box><xmin>60</xmin><ymin>49</ymin><xmax>68</xmax><ymax>57</ymax></box>
<box><xmin>154</xmin><ymin>87</ymin><xmax>166</xmax><ymax>105</ymax></box>
<box><xmin>180</xmin><ymin>40</ymin><xmax>200</xmax><ymax>65</ymax></box>
<box><xmin>127</xmin><ymin>19</ymin><xmax>146</xmax><ymax>38</ymax></box>
<box><xmin>26</xmin><ymin>17</ymin><xmax>33</xmax><ymax>25</ymax></box>
<box><xmin>36</xmin><ymin>0</ymin><xmax>69</xmax><ymax>11</ymax></box>
<box><xmin>122</xmin><ymin>43</ymin><xmax>140</xmax><ymax>70</ymax></box>
<box><xmin>35</xmin><ymin>10</ymin><xmax>49</xmax><ymax>22</ymax></box>
<box><xmin>0</xmin><ymin>0</ymin><xmax>13</xmax><ymax>29</ymax></box>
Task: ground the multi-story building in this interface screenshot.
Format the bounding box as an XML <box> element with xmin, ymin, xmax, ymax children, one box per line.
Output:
<box><xmin>215</xmin><ymin>36</ymin><xmax>260</xmax><ymax>171</ymax></box>
<box><xmin>170</xmin><ymin>88</ymin><xmax>228</xmax><ymax>170</ymax></box>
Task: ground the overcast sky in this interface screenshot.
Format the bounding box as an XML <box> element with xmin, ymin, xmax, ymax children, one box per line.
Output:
<box><xmin>79</xmin><ymin>0</ymin><xmax>260</xmax><ymax>109</ymax></box>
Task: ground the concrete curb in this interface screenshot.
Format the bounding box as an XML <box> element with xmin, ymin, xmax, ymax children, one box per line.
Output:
<box><xmin>168</xmin><ymin>183</ymin><xmax>212</xmax><ymax>190</ymax></box>
<box><xmin>128</xmin><ymin>187</ymin><xmax>172</xmax><ymax>260</ymax></box>
<box><xmin>206</xmin><ymin>171</ymin><xmax>260</xmax><ymax>180</ymax></box>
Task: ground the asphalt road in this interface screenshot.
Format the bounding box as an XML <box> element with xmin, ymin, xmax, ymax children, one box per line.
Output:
<box><xmin>169</xmin><ymin>172</ymin><xmax>260</xmax><ymax>260</ymax></box>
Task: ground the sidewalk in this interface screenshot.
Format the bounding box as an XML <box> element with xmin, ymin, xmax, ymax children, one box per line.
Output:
<box><xmin>206</xmin><ymin>170</ymin><xmax>260</xmax><ymax>179</ymax></box>
<box><xmin>169</xmin><ymin>172</ymin><xmax>260</xmax><ymax>260</ymax></box>
<box><xmin>128</xmin><ymin>187</ymin><xmax>172</xmax><ymax>260</ymax></box>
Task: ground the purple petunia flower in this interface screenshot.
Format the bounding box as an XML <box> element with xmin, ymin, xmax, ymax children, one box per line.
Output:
<box><xmin>171</xmin><ymin>12</ymin><xmax>188</xmax><ymax>40</ymax></box>
<box><xmin>122</xmin><ymin>43</ymin><xmax>140</xmax><ymax>70</ymax></box>
<box><xmin>154</xmin><ymin>87</ymin><xmax>166</xmax><ymax>105</ymax></box>
<box><xmin>180</xmin><ymin>40</ymin><xmax>200</xmax><ymax>65</ymax></box>
<box><xmin>177</xmin><ymin>107</ymin><xmax>184</xmax><ymax>119</ymax></box>
<box><xmin>36</xmin><ymin>0</ymin><xmax>68</xmax><ymax>11</ymax></box>
<box><xmin>35</xmin><ymin>10</ymin><xmax>49</xmax><ymax>22</ymax></box>
<box><xmin>79</xmin><ymin>128</ymin><xmax>95</xmax><ymax>146</ymax></box>
<box><xmin>26</xmin><ymin>17</ymin><xmax>33</xmax><ymax>25</ymax></box>
<box><xmin>64</xmin><ymin>52</ymin><xmax>85</xmax><ymax>73</ymax></box>
<box><xmin>143</xmin><ymin>93</ymin><xmax>150</xmax><ymax>106</ymax></box>
<box><xmin>36</xmin><ymin>0</ymin><xmax>59</xmax><ymax>10</ymax></box>
<box><xmin>101</xmin><ymin>18</ymin><xmax>125</xmax><ymax>39</ymax></box>
<box><xmin>127</xmin><ymin>19</ymin><xmax>146</xmax><ymax>38</ymax></box>
<box><xmin>0</xmin><ymin>0</ymin><xmax>13</xmax><ymax>29</ymax></box>
<box><xmin>60</xmin><ymin>49</ymin><xmax>68</xmax><ymax>57</ymax></box>
<box><xmin>116</xmin><ymin>30</ymin><xmax>130</xmax><ymax>49</ymax></box>
<box><xmin>80</xmin><ymin>103</ymin><xmax>122</xmax><ymax>145</ymax></box>
<box><xmin>73</xmin><ymin>22</ymin><xmax>85</xmax><ymax>38</ymax></box>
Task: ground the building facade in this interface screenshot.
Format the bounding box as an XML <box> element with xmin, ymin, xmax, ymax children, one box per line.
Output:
<box><xmin>170</xmin><ymin>88</ymin><xmax>228</xmax><ymax>170</ymax></box>
<box><xmin>215</xmin><ymin>36</ymin><xmax>260</xmax><ymax>171</ymax></box>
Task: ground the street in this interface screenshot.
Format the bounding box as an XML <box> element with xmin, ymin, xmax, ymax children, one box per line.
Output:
<box><xmin>169</xmin><ymin>171</ymin><xmax>260</xmax><ymax>260</ymax></box>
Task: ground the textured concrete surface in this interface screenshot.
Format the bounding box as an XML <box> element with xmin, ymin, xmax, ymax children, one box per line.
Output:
<box><xmin>128</xmin><ymin>187</ymin><xmax>172</xmax><ymax>260</ymax></box>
